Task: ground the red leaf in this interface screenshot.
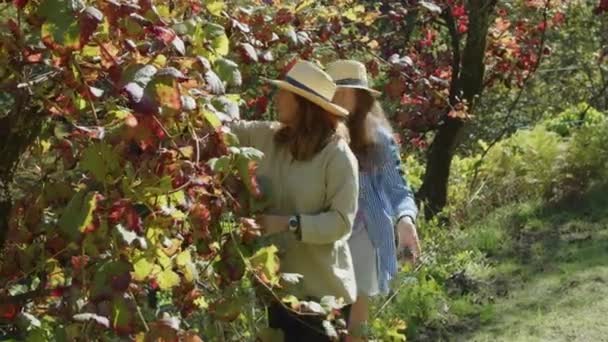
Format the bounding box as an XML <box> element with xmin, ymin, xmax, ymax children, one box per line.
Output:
<box><xmin>12</xmin><ymin>0</ymin><xmax>27</xmax><ymax>9</ymax></box>
<box><xmin>0</xmin><ymin>303</ymin><xmax>19</xmax><ymax>320</ymax></box>
<box><xmin>50</xmin><ymin>287</ymin><xmax>66</xmax><ymax>297</ymax></box>
<box><xmin>150</xmin><ymin>26</ymin><xmax>175</xmax><ymax>43</ymax></box>
<box><xmin>551</xmin><ymin>12</ymin><xmax>566</xmax><ymax>26</ymax></box>
<box><xmin>276</xmin><ymin>8</ymin><xmax>294</xmax><ymax>25</ymax></box>
<box><xmin>71</xmin><ymin>255</ymin><xmax>90</xmax><ymax>270</ymax></box>
<box><xmin>595</xmin><ymin>0</ymin><xmax>608</xmax><ymax>14</ymax></box>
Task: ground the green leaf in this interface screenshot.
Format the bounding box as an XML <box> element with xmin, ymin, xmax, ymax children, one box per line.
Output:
<box><xmin>58</xmin><ymin>190</ymin><xmax>98</xmax><ymax>241</ymax></box>
<box><xmin>202</xmin><ymin>108</ymin><xmax>222</xmax><ymax>128</ymax></box>
<box><xmin>81</xmin><ymin>143</ymin><xmax>120</xmax><ymax>182</ymax></box>
<box><xmin>212</xmin><ymin>96</ymin><xmax>240</xmax><ymax>119</ymax></box>
<box><xmin>196</xmin><ymin>23</ymin><xmax>230</xmax><ymax>58</ymax></box>
<box><xmin>237</xmin><ymin>147</ymin><xmax>264</xmax><ymax>161</ymax></box>
<box><xmin>215</xmin><ymin>58</ymin><xmax>242</xmax><ymax>87</ymax></box>
<box><xmin>38</xmin><ymin>0</ymin><xmax>80</xmax><ymax>49</ymax></box>
<box><xmin>25</xmin><ymin>329</ymin><xmax>46</xmax><ymax>342</ymax></box>
<box><xmin>145</xmin><ymin>75</ymin><xmax>181</xmax><ymax>116</ymax></box>
<box><xmin>92</xmin><ymin>260</ymin><xmax>132</xmax><ymax>298</ymax></box>
<box><xmin>208</xmin><ymin>156</ymin><xmax>232</xmax><ymax>174</ymax></box>
<box><xmin>206</xmin><ymin>0</ymin><xmax>225</xmax><ymax>16</ymax></box>
<box><xmin>157</xmin><ymin>268</ymin><xmax>180</xmax><ymax>289</ymax></box>
<box><xmin>249</xmin><ymin>245</ymin><xmax>280</xmax><ymax>285</ymax></box>
<box><xmin>111</xmin><ymin>297</ymin><xmax>133</xmax><ymax>332</ymax></box>
<box><xmin>235</xmin><ymin>149</ymin><xmax>263</xmax><ymax>197</ymax></box>
<box><xmin>257</xmin><ymin>327</ymin><xmax>284</xmax><ymax>342</ymax></box>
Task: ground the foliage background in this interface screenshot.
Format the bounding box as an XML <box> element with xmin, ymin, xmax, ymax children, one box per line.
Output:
<box><xmin>0</xmin><ymin>0</ymin><xmax>607</xmax><ymax>341</ymax></box>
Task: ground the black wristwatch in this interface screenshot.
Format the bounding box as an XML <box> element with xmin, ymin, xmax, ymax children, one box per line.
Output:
<box><xmin>288</xmin><ymin>215</ymin><xmax>301</xmax><ymax>239</ymax></box>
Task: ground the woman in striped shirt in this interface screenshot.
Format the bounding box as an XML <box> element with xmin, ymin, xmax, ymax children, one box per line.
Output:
<box><xmin>327</xmin><ymin>60</ymin><xmax>421</xmax><ymax>341</ymax></box>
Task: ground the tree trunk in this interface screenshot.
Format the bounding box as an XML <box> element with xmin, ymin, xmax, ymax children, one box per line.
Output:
<box><xmin>417</xmin><ymin>0</ymin><xmax>496</xmax><ymax>218</ymax></box>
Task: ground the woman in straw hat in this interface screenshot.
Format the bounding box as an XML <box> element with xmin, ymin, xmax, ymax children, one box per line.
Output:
<box><xmin>228</xmin><ymin>60</ymin><xmax>358</xmax><ymax>340</ymax></box>
<box><xmin>327</xmin><ymin>60</ymin><xmax>421</xmax><ymax>341</ymax></box>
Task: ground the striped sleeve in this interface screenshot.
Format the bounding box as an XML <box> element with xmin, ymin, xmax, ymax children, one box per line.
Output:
<box><xmin>377</xmin><ymin>130</ymin><xmax>418</xmax><ymax>222</ymax></box>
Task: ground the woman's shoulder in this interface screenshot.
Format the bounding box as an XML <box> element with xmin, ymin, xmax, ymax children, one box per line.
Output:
<box><xmin>373</xmin><ymin>126</ymin><xmax>396</xmax><ymax>147</ymax></box>
<box><xmin>324</xmin><ymin>138</ymin><xmax>358</xmax><ymax>168</ymax></box>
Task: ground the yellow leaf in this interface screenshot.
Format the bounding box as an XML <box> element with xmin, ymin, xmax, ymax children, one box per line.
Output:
<box><xmin>133</xmin><ymin>258</ymin><xmax>155</xmax><ymax>281</ymax></box>
<box><xmin>249</xmin><ymin>245</ymin><xmax>280</xmax><ymax>285</ymax></box>
<box><xmin>176</xmin><ymin>250</ymin><xmax>192</xmax><ymax>267</ymax></box>
<box><xmin>367</xmin><ymin>40</ymin><xmax>379</xmax><ymax>49</ymax></box>
<box><xmin>157</xmin><ymin>268</ymin><xmax>180</xmax><ymax>289</ymax></box>
<box><xmin>151</xmin><ymin>54</ymin><xmax>167</xmax><ymax>68</ymax></box>
<box><xmin>213</xmin><ymin>34</ymin><xmax>230</xmax><ymax>56</ymax></box>
<box><xmin>295</xmin><ymin>0</ymin><xmax>314</xmax><ymax>12</ymax></box>
<box><xmin>206</xmin><ymin>0</ymin><xmax>225</xmax><ymax>16</ymax></box>
<box><xmin>202</xmin><ymin>109</ymin><xmax>222</xmax><ymax>128</ymax></box>
<box><xmin>46</xmin><ymin>259</ymin><xmax>65</xmax><ymax>288</ymax></box>
<box><xmin>156</xmin><ymin>249</ymin><xmax>172</xmax><ymax>269</ymax></box>
<box><xmin>194</xmin><ymin>296</ymin><xmax>209</xmax><ymax>309</ymax></box>
<box><xmin>344</xmin><ymin>4</ymin><xmax>365</xmax><ymax>21</ymax></box>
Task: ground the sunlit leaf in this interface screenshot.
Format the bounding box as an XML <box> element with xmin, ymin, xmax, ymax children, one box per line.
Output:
<box><xmin>344</xmin><ymin>5</ymin><xmax>365</xmax><ymax>21</ymax></box>
<box><xmin>208</xmin><ymin>155</ymin><xmax>231</xmax><ymax>173</ymax></box>
<box><xmin>39</xmin><ymin>0</ymin><xmax>80</xmax><ymax>49</ymax></box>
<box><xmin>58</xmin><ymin>190</ymin><xmax>98</xmax><ymax>241</ymax></box>
<box><xmin>132</xmin><ymin>258</ymin><xmax>155</xmax><ymax>281</ymax></box>
<box><xmin>206</xmin><ymin>0</ymin><xmax>225</xmax><ymax>16</ymax></box>
<box><xmin>157</xmin><ymin>268</ymin><xmax>181</xmax><ymax>289</ymax></box>
<box><xmin>249</xmin><ymin>245</ymin><xmax>279</xmax><ymax>285</ymax></box>
<box><xmin>215</xmin><ymin>58</ymin><xmax>242</xmax><ymax>87</ymax></box>
<box><xmin>73</xmin><ymin>313</ymin><xmax>110</xmax><ymax>328</ymax></box>
<box><xmin>420</xmin><ymin>1</ymin><xmax>442</xmax><ymax>14</ymax></box>
<box><xmin>204</xmin><ymin>70</ymin><xmax>225</xmax><ymax>94</ymax></box>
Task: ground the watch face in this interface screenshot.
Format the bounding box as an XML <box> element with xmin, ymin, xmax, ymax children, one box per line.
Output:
<box><xmin>289</xmin><ymin>217</ymin><xmax>298</xmax><ymax>229</ymax></box>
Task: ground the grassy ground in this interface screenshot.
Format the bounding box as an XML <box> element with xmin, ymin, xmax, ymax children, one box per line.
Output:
<box><xmin>453</xmin><ymin>185</ymin><xmax>608</xmax><ymax>342</ymax></box>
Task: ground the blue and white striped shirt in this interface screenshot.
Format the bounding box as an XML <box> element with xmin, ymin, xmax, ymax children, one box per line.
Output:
<box><xmin>352</xmin><ymin>128</ymin><xmax>418</xmax><ymax>294</ymax></box>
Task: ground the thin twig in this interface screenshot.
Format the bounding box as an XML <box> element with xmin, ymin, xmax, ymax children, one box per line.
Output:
<box><xmin>72</xmin><ymin>58</ymin><xmax>99</xmax><ymax>124</ymax></box>
<box><xmin>373</xmin><ymin>263</ymin><xmax>424</xmax><ymax>318</ymax></box>
<box><xmin>129</xmin><ymin>289</ymin><xmax>150</xmax><ymax>332</ymax></box>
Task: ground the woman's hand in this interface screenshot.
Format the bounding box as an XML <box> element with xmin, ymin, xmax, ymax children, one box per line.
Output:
<box><xmin>396</xmin><ymin>216</ymin><xmax>421</xmax><ymax>264</ymax></box>
<box><xmin>256</xmin><ymin>215</ymin><xmax>289</xmax><ymax>236</ymax></box>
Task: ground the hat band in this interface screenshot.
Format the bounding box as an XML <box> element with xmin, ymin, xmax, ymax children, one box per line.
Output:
<box><xmin>335</xmin><ymin>78</ymin><xmax>369</xmax><ymax>87</ymax></box>
<box><xmin>285</xmin><ymin>76</ymin><xmax>330</xmax><ymax>101</ymax></box>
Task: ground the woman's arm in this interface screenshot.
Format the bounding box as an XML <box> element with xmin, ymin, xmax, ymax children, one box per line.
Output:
<box><xmin>377</xmin><ymin>131</ymin><xmax>418</xmax><ymax>223</ymax></box>
<box><xmin>227</xmin><ymin>121</ymin><xmax>276</xmax><ymax>148</ymax></box>
<box><xmin>299</xmin><ymin>141</ymin><xmax>359</xmax><ymax>244</ymax></box>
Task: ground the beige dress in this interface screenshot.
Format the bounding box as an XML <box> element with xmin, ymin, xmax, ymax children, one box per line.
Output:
<box><xmin>229</xmin><ymin>121</ymin><xmax>359</xmax><ymax>304</ymax></box>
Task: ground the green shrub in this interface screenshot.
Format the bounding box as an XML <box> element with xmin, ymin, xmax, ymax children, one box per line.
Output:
<box><xmin>554</xmin><ymin>120</ymin><xmax>608</xmax><ymax>198</ymax></box>
<box><xmin>544</xmin><ymin>102</ymin><xmax>605</xmax><ymax>137</ymax></box>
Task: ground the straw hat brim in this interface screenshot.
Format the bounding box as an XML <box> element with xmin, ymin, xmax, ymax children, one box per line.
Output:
<box><xmin>264</xmin><ymin>79</ymin><xmax>349</xmax><ymax>117</ymax></box>
<box><xmin>336</xmin><ymin>84</ymin><xmax>382</xmax><ymax>98</ymax></box>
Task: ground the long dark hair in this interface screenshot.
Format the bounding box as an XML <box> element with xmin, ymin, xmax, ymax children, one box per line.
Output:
<box><xmin>347</xmin><ymin>89</ymin><xmax>393</xmax><ymax>169</ymax></box>
<box><xmin>275</xmin><ymin>94</ymin><xmax>349</xmax><ymax>161</ymax></box>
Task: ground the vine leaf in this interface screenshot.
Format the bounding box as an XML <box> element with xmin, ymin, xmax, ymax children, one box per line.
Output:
<box><xmin>58</xmin><ymin>190</ymin><xmax>98</xmax><ymax>241</ymax></box>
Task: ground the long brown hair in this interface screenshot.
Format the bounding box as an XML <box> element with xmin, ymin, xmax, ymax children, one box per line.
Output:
<box><xmin>275</xmin><ymin>94</ymin><xmax>349</xmax><ymax>161</ymax></box>
<box><xmin>347</xmin><ymin>89</ymin><xmax>393</xmax><ymax>169</ymax></box>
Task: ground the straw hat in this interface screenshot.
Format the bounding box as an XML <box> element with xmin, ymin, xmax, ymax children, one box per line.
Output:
<box><xmin>264</xmin><ymin>60</ymin><xmax>349</xmax><ymax>117</ymax></box>
<box><xmin>326</xmin><ymin>60</ymin><xmax>381</xmax><ymax>97</ymax></box>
